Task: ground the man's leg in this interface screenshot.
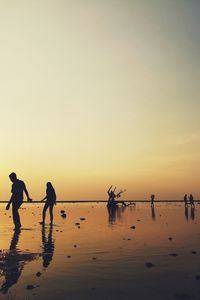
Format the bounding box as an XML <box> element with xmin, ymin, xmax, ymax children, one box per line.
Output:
<box><xmin>12</xmin><ymin>202</ymin><xmax>22</xmax><ymax>228</ymax></box>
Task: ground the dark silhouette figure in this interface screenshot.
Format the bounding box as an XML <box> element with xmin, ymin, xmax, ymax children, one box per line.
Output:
<box><xmin>0</xmin><ymin>230</ymin><xmax>37</xmax><ymax>294</ymax></box>
<box><xmin>189</xmin><ymin>194</ymin><xmax>195</xmax><ymax>207</ymax></box>
<box><xmin>150</xmin><ymin>194</ymin><xmax>155</xmax><ymax>207</ymax></box>
<box><xmin>107</xmin><ymin>185</ymin><xmax>126</xmax><ymax>207</ymax></box>
<box><xmin>184</xmin><ymin>205</ymin><xmax>189</xmax><ymax>221</ymax></box>
<box><xmin>40</xmin><ymin>182</ymin><xmax>56</xmax><ymax>225</ymax></box>
<box><xmin>41</xmin><ymin>224</ymin><xmax>55</xmax><ymax>269</ymax></box>
<box><xmin>184</xmin><ymin>194</ymin><xmax>188</xmax><ymax>206</ymax></box>
<box><xmin>191</xmin><ymin>206</ymin><xmax>195</xmax><ymax>221</ymax></box>
<box><xmin>151</xmin><ymin>205</ymin><xmax>156</xmax><ymax>221</ymax></box>
<box><xmin>6</xmin><ymin>172</ymin><xmax>32</xmax><ymax>229</ymax></box>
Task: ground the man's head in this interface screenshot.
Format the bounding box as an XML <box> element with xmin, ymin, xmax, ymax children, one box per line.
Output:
<box><xmin>9</xmin><ymin>172</ymin><xmax>17</xmax><ymax>182</ymax></box>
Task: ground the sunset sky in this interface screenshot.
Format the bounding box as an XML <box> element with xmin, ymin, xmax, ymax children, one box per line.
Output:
<box><xmin>0</xmin><ymin>0</ymin><xmax>199</xmax><ymax>200</ymax></box>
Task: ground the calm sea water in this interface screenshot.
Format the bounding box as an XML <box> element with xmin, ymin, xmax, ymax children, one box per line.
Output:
<box><xmin>0</xmin><ymin>203</ymin><xmax>200</xmax><ymax>300</ymax></box>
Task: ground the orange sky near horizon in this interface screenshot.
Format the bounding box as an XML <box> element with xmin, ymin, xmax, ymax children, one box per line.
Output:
<box><xmin>0</xmin><ymin>0</ymin><xmax>200</xmax><ymax>201</ymax></box>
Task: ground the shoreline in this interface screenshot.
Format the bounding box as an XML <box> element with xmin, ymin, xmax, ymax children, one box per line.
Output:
<box><xmin>0</xmin><ymin>200</ymin><xmax>199</xmax><ymax>203</ymax></box>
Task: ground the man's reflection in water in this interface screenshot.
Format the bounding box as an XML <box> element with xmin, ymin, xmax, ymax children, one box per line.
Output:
<box><xmin>107</xmin><ymin>206</ymin><xmax>126</xmax><ymax>225</ymax></box>
<box><xmin>42</xmin><ymin>225</ymin><xmax>55</xmax><ymax>269</ymax></box>
<box><xmin>151</xmin><ymin>205</ymin><xmax>156</xmax><ymax>221</ymax></box>
<box><xmin>191</xmin><ymin>206</ymin><xmax>195</xmax><ymax>221</ymax></box>
<box><xmin>185</xmin><ymin>205</ymin><xmax>189</xmax><ymax>221</ymax></box>
<box><xmin>0</xmin><ymin>229</ymin><xmax>37</xmax><ymax>294</ymax></box>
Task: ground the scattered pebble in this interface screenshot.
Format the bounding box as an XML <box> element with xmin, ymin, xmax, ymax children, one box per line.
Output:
<box><xmin>75</xmin><ymin>223</ymin><xmax>80</xmax><ymax>226</ymax></box>
<box><xmin>169</xmin><ymin>253</ymin><xmax>178</xmax><ymax>257</ymax></box>
<box><xmin>80</xmin><ymin>218</ymin><xmax>86</xmax><ymax>221</ymax></box>
<box><xmin>130</xmin><ymin>226</ymin><xmax>136</xmax><ymax>229</ymax></box>
<box><xmin>61</xmin><ymin>213</ymin><xmax>67</xmax><ymax>218</ymax></box>
<box><xmin>67</xmin><ymin>255</ymin><xmax>71</xmax><ymax>258</ymax></box>
<box><xmin>26</xmin><ymin>285</ymin><xmax>35</xmax><ymax>290</ymax></box>
<box><xmin>191</xmin><ymin>251</ymin><xmax>197</xmax><ymax>254</ymax></box>
<box><xmin>145</xmin><ymin>262</ymin><xmax>155</xmax><ymax>268</ymax></box>
<box><xmin>92</xmin><ymin>257</ymin><xmax>97</xmax><ymax>260</ymax></box>
<box><xmin>36</xmin><ymin>272</ymin><xmax>42</xmax><ymax>277</ymax></box>
<box><xmin>74</xmin><ymin>245</ymin><xmax>77</xmax><ymax>248</ymax></box>
<box><xmin>168</xmin><ymin>237</ymin><xmax>173</xmax><ymax>241</ymax></box>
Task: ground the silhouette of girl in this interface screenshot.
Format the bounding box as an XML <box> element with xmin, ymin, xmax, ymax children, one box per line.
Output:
<box><xmin>40</xmin><ymin>182</ymin><xmax>56</xmax><ymax>225</ymax></box>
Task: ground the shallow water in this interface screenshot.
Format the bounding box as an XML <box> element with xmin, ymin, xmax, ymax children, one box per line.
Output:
<box><xmin>0</xmin><ymin>203</ymin><xmax>200</xmax><ymax>300</ymax></box>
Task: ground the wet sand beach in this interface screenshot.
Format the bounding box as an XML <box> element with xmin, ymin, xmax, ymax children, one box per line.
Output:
<box><xmin>0</xmin><ymin>203</ymin><xmax>200</xmax><ymax>300</ymax></box>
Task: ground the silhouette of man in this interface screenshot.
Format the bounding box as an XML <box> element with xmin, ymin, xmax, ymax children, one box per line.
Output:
<box><xmin>6</xmin><ymin>172</ymin><xmax>32</xmax><ymax>229</ymax></box>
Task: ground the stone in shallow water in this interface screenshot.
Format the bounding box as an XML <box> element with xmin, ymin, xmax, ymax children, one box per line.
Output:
<box><xmin>169</xmin><ymin>253</ymin><xmax>178</xmax><ymax>257</ymax></box>
<box><xmin>36</xmin><ymin>272</ymin><xmax>42</xmax><ymax>277</ymax></box>
<box><xmin>130</xmin><ymin>226</ymin><xmax>136</xmax><ymax>229</ymax></box>
<box><xmin>145</xmin><ymin>262</ymin><xmax>155</xmax><ymax>268</ymax></box>
<box><xmin>60</xmin><ymin>210</ymin><xmax>65</xmax><ymax>214</ymax></box>
<box><xmin>80</xmin><ymin>218</ymin><xmax>86</xmax><ymax>221</ymax></box>
<box><xmin>61</xmin><ymin>213</ymin><xmax>67</xmax><ymax>218</ymax></box>
<box><xmin>75</xmin><ymin>222</ymin><xmax>80</xmax><ymax>226</ymax></box>
<box><xmin>168</xmin><ymin>237</ymin><xmax>173</xmax><ymax>240</ymax></box>
<box><xmin>191</xmin><ymin>251</ymin><xmax>197</xmax><ymax>254</ymax></box>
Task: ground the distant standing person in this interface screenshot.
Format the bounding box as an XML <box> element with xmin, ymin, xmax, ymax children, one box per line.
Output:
<box><xmin>184</xmin><ymin>194</ymin><xmax>188</xmax><ymax>206</ymax></box>
<box><xmin>6</xmin><ymin>172</ymin><xmax>32</xmax><ymax>229</ymax></box>
<box><xmin>150</xmin><ymin>194</ymin><xmax>155</xmax><ymax>207</ymax></box>
<box><xmin>40</xmin><ymin>182</ymin><xmax>56</xmax><ymax>225</ymax></box>
<box><xmin>189</xmin><ymin>194</ymin><xmax>194</xmax><ymax>207</ymax></box>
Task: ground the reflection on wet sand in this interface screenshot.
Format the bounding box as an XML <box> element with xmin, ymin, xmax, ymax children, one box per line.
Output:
<box><xmin>0</xmin><ymin>229</ymin><xmax>38</xmax><ymax>294</ymax></box>
<box><xmin>151</xmin><ymin>205</ymin><xmax>156</xmax><ymax>221</ymax></box>
<box><xmin>185</xmin><ymin>205</ymin><xmax>189</xmax><ymax>221</ymax></box>
<box><xmin>191</xmin><ymin>206</ymin><xmax>195</xmax><ymax>221</ymax></box>
<box><xmin>107</xmin><ymin>206</ymin><xmax>126</xmax><ymax>225</ymax></box>
<box><xmin>42</xmin><ymin>225</ymin><xmax>55</xmax><ymax>269</ymax></box>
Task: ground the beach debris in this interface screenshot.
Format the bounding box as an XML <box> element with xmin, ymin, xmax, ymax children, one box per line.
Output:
<box><xmin>36</xmin><ymin>272</ymin><xmax>42</xmax><ymax>277</ymax></box>
<box><xmin>26</xmin><ymin>284</ymin><xmax>35</xmax><ymax>290</ymax></box>
<box><xmin>130</xmin><ymin>226</ymin><xmax>136</xmax><ymax>229</ymax></box>
<box><xmin>145</xmin><ymin>262</ymin><xmax>155</xmax><ymax>268</ymax></box>
<box><xmin>169</xmin><ymin>253</ymin><xmax>178</xmax><ymax>257</ymax></box>
<box><xmin>80</xmin><ymin>218</ymin><xmax>86</xmax><ymax>221</ymax></box>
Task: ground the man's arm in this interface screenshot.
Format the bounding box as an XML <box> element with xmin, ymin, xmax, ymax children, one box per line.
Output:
<box><xmin>6</xmin><ymin>196</ymin><xmax>13</xmax><ymax>210</ymax></box>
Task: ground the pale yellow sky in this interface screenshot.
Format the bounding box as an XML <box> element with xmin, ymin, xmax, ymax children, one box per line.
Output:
<box><xmin>0</xmin><ymin>0</ymin><xmax>200</xmax><ymax>200</ymax></box>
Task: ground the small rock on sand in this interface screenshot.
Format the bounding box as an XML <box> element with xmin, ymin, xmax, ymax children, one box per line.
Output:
<box><xmin>145</xmin><ymin>262</ymin><xmax>155</xmax><ymax>268</ymax></box>
<box><xmin>61</xmin><ymin>213</ymin><xmax>67</xmax><ymax>218</ymax></box>
<box><xmin>168</xmin><ymin>237</ymin><xmax>173</xmax><ymax>240</ymax></box>
<box><xmin>130</xmin><ymin>226</ymin><xmax>136</xmax><ymax>229</ymax></box>
<box><xmin>169</xmin><ymin>253</ymin><xmax>178</xmax><ymax>257</ymax></box>
<box><xmin>75</xmin><ymin>223</ymin><xmax>80</xmax><ymax>226</ymax></box>
<box><xmin>36</xmin><ymin>272</ymin><xmax>42</xmax><ymax>277</ymax></box>
<box><xmin>80</xmin><ymin>218</ymin><xmax>86</xmax><ymax>221</ymax></box>
<box><xmin>26</xmin><ymin>285</ymin><xmax>35</xmax><ymax>290</ymax></box>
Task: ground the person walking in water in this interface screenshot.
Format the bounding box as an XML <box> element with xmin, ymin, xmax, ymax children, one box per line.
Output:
<box><xmin>189</xmin><ymin>194</ymin><xmax>195</xmax><ymax>207</ymax></box>
<box><xmin>150</xmin><ymin>194</ymin><xmax>155</xmax><ymax>207</ymax></box>
<box><xmin>40</xmin><ymin>182</ymin><xmax>56</xmax><ymax>225</ymax></box>
<box><xmin>6</xmin><ymin>172</ymin><xmax>32</xmax><ymax>229</ymax></box>
<box><xmin>184</xmin><ymin>194</ymin><xmax>188</xmax><ymax>206</ymax></box>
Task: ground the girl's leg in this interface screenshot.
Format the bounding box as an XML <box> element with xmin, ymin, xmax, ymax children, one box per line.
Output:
<box><xmin>49</xmin><ymin>204</ymin><xmax>54</xmax><ymax>224</ymax></box>
<box><xmin>42</xmin><ymin>203</ymin><xmax>49</xmax><ymax>223</ymax></box>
